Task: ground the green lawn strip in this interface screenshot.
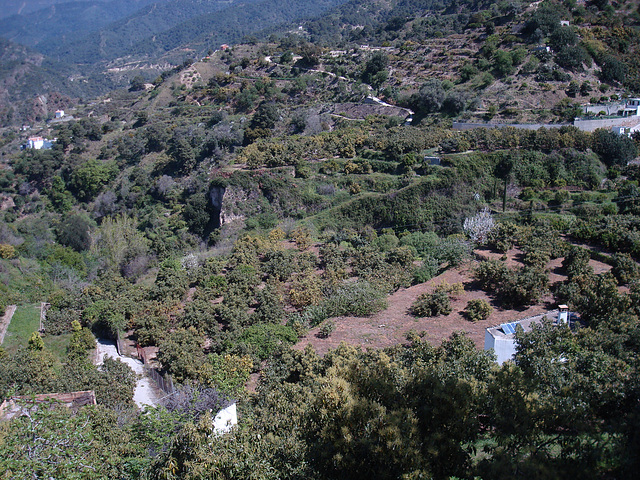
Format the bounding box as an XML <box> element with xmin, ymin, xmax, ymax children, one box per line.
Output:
<box><xmin>2</xmin><ymin>304</ymin><xmax>41</xmax><ymax>353</ymax></box>
<box><xmin>43</xmin><ymin>333</ymin><xmax>72</xmax><ymax>363</ymax></box>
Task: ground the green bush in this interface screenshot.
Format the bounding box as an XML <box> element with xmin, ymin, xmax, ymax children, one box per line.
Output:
<box><xmin>611</xmin><ymin>253</ymin><xmax>639</xmax><ymax>285</ymax></box>
<box><xmin>465</xmin><ymin>299</ymin><xmax>493</xmax><ymax>322</ymax></box>
<box><xmin>410</xmin><ymin>291</ymin><xmax>452</xmax><ymax>317</ymax></box>
<box><xmin>43</xmin><ymin>308</ymin><xmax>81</xmax><ymax>335</ymax></box>
<box><xmin>323</xmin><ymin>281</ymin><xmax>388</xmax><ymax>317</ymax></box>
<box><xmin>474</xmin><ymin>260</ymin><xmax>509</xmax><ymax>290</ymax></box>
<box><xmin>413</xmin><ymin>256</ymin><xmax>440</xmax><ymax>284</ymax></box>
<box><xmin>238</xmin><ymin>324</ymin><xmax>298</xmax><ymax>360</ymax></box>
<box><xmin>318</xmin><ymin>320</ymin><xmax>336</xmax><ymax>338</ymax></box>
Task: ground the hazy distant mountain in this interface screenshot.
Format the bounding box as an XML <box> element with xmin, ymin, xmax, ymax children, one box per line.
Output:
<box><xmin>38</xmin><ymin>0</ymin><xmax>349</xmax><ymax>65</ymax></box>
<box><xmin>0</xmin><ymin>0</ymin><xmax>98</xmax><ymax>19</ymax></box>
<box><xmin>0</xmin><ymin>0</ymin><xmax>160</xmax><ymax>48</ymax></box>
<box><xmin>36</xmin><ymin>0</ymin><xmax>256</xmax><ymax>63</ymax></box>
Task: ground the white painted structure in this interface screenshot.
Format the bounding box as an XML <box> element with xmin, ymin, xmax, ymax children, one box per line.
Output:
<box><xmin>213</xmin><ymin>402</ymin><xmax>237</xmax><ymax>435</ymax></box>
<box><xmin>484</xmin><ymin>310</ymin><xmax>569</xmax><ymax>365</ymax></box>
<box><xmin>558</xmin><ymin>305</ymin><xmax>569</xmax><ymax>324</ymax></box>
<box><xmin>583</xmin><ymin>99</ymin><xmax>640</xmax><ymax>117</ymax></box>
<box><xmin>55</xmin><ymin>110</ymin><xmax>65</xmax><ymax>118</ymax></box>
<box><xmin>612</xmin><ymin>123</ymin><xmax>640</xmax><ymax>137</ymax></box>
<box><xmin>27</xmin><ymin>136</ymin><xmax>44</xmax><ymax>149</ymax></box>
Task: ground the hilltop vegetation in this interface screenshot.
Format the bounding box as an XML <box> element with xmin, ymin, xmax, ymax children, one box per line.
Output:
<box><xmin>1</xmin><ymin>0</ymin><xmax>640</xmax><ymax>478</ymax></box>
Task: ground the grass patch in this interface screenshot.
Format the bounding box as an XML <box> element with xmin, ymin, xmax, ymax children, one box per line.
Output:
<box><xmin>0</xmin><ymin>258</ymin><xmax>51</xmax><ymax>304</ymax></box>
<box><xmin>43</xmin><ymin>333</ymin><xmax>73</xmax><ymax>362</ymax></box>
<box><xmin>2</xmin><ymin>303</ymin><xmax>41</xmax><ymax>353</ymax></box>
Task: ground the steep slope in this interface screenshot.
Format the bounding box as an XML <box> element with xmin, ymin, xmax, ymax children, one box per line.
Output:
<box><xmin>0</xmin><ymin>37</ymin><xmax>81</xmax><ymax>125</ymax></box>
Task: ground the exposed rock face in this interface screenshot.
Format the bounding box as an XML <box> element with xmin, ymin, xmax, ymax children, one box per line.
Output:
<box><xmin>209</xmin><ymin>185</ymin><xmax>249</xmax><ymax>227</ymax></box>
<box><xmin>210</xmin><ymin>185</ymin><xmax>225</xmax><ymax>228</ymax></box>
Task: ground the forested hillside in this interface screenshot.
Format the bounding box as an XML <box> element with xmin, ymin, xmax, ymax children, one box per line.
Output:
<box><xmin>1</xmin><ymin>0</ymin><xmax>640</xmax><ymax>478</ymax></box>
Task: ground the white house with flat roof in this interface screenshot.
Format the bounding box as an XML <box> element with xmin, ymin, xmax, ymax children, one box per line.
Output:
<box><xmin>484</xmin><ymin>306</ymin><xmax>570</xmax><ymax>364</ymax></box>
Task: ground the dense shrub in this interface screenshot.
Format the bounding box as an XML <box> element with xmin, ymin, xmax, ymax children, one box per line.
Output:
<box><xmin>237</xmin><ymin>324</ymin><xmax>298</xmax><ymax>361</ymax></box>
<box><xmin>475</xmin><ymin>260</ymin><xmax>547</xmax><ymax>307</ymax></box>
<box><xmin>152</xmin><ymin>259</ymin><xmax>189</xmax><ymax>301</ymax></box>
<box><xmin>411</xmin><ymin>291</ymin><xmax>452</xmax><ymax>317</ymax></box>
<box><xmin>323</xmin><ymin>281</ymin><xmax>388</xmax><ymax>317</ymax></box>
<box><xmin>465</xmin><ymin>299</ymin><xmax>493</xmax><ymax>322</ymax></box>
<box><xmin>413</xmin><ymin>256</ymin><xmax>440</xmax><ymax>284</ymax></box>
<box><xmin>591</xmin><ymin>129</ymin><xmax>637</xmax><ymax>167</ymax></box>
<box><xmin>43</xmin><ymin>308</ymin><xmax>81</xmax><ymax>335</ymax></box>
<box><xmin>318</xmin><ymin>320</ymin><xmax>336</xmax><ymax>338</ymax></box>
<box><xmin>611</xmin><ymin>253</ymin><xmax>639</xmax><ymax>285</ymax></box>
<box><xmin>487</xmin><ymin>222</ymin><xmax>520</xmax><ymax>253</ymax></box>
<box><xmin>562</xmin><ymin>246</ymin><xmax>592</xmax><ymax>280</ymax></box>
<box><xmin>522</xmin><ymin>249</ymin><xmax>551</xmax><ymax>269</ymax></box>
<box><xmin>500</xmin><ymin>266</ymin><xmax>549</xmax><ymax>307</ymax></box>
<box><xmin>474</xmin><ymin>260</ymin><xmax>509</xmax><ymax>290</ymax></box>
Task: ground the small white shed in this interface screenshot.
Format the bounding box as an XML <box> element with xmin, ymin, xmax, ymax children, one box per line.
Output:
<box><xmin>484</xmin><ymin>309</ymin><xmax>570</xmax><ymax>365</ymax></box>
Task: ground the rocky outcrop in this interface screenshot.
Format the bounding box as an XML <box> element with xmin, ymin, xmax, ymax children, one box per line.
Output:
<box><xmin>210</xmin><ymin>185</ymin><xmax>255</xmax><ymax>227</ymax></box>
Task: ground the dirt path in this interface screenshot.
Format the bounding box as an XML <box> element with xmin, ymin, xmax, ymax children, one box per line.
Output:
<box><xmin>0</xmin><ymin>305</ymin><xmax>17</xmax><ymax>345</ymax></box>
<box><xmin>95</xmin><ymin>339</ymin><xmax>161</xmax><ymax>409</ymax></box>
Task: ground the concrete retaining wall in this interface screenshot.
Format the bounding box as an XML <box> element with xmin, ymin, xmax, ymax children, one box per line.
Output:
<box><xmin>453</xmin><ymin>115</ymin><xmax>640</xmax><ymax>133</ymax></box>
<box><xmin>573</xmin><ymin>115</ymin><xmax>640</xmax><ymax>132</ymax></box>
<box><xmin>452</xmin><ymin>122</ymin><xmax>568</xmax><ymax>131</ymax></box>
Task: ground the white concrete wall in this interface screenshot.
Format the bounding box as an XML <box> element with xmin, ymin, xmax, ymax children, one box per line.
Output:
<box><xmin>573</xmin><ymin>115</ymin><xmax>640</xmax><ymax>132</ymax></box>
<box><xmin>213</xmin><ymin>403</ymin><xmax>237</xmax><ymax>435</ymax></box>
<box><xmin>484</xmin><ymin>331</ymin><xmax>517</xmax><ymax>365</ymax></box>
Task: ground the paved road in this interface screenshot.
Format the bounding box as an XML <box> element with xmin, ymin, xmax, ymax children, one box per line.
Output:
<box><xmin>95</xmin><ymin>339</ymin><xmax>159</xmax><ymax>409</ymax></box>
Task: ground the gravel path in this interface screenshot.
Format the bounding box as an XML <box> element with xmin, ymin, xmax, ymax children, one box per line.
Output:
<box><xmin>0</xmin><ymin>305</ymin><xmax>17</xmax><ymax>345</ymax></box>
<box><xmin>95</xmin><ymin>339</ymin><xmax>160</xmax><ymax>409</ymax></box>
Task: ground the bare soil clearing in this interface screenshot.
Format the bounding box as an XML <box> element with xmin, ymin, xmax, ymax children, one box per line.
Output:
<box><xmin>294</xmin><ymin>248</ymin><xmax>613</xmax><ymax>356</ymax></box>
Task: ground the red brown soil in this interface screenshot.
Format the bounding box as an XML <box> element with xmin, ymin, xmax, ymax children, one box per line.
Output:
<box><xmin>294</xmin><ymin>248</ymin><xmax>613</xmax><ymax>356</ymax></box>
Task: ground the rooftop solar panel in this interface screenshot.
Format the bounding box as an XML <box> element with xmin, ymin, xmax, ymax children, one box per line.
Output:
<box><xmin>501</xmin><ymin>323</ymin><xmax>515</xmax><ymax>334</ymax></box>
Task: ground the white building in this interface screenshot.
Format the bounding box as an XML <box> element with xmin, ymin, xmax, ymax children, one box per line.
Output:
<box><xmin>213</xmin><ymin>402</ymin><xmax>237</xmax><ymax>435</ymax></box>
<box><xmin>583</xmin><ymin>98</ymin><xmax>640</xmax><ymax>117</ymax></box>
<box><xmin>612</xmin><ymin>124</ymin><xmax>640</xmax><ymax>137</ymax></box>
<box><xmin>484</xmin><ymin>306</ymin><xmax>570</xmax><ymax>365</ymax></box>
<box><xmin>55</xmin><ymin>110</ymin><xmax>65</xmax><ymax>119</ymax></box>
<box><xmin>26</xmin><ymin>136</ymin><xmax>55</xmax><ymax>150</ymax></box>
<box><xmin>27</xmin><ymin>136</ymin><xmax>44</xmax><ymax>149</ymax></box>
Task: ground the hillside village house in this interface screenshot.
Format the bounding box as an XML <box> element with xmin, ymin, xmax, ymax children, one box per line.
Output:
<box><xmin>484</xmin><ymin>306</ymin><xmax>571</xmax><ymax>364</ymax></box>
<box><xmin>583</xmin><ymin>98</ymin><xmax>640</xmax><ymax>117</ymax></box>
<box><xmin>26</xmin><ymin>136</ymin><xmax>54</xmax><ymax>150</ymax></box>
